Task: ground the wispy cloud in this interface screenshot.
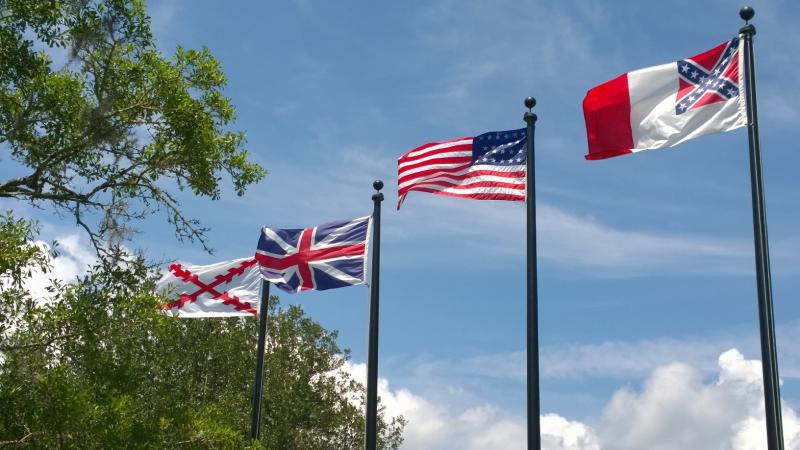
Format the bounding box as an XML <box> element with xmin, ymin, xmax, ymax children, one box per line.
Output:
<box><xmin>149</xmin><ymin>0</ymin><xmax>182</xmax><ymax>50</ymax></box>
<box><xmin>394</xmin><ymin>322</ymin><xmax>800</xmax><ymax>386</ymax></box>
<box><xmin>222</xmin><ymin>143</ymin><xmax>800</xmax><ymax>277</ymax></box>
<box><xmin>410</xmin><ymin>0</ymin><xmax>611</xmax><ymax>125</ymax></box>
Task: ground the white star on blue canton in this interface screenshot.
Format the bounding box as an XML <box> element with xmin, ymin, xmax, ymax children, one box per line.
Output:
<box><xmin>691</xmin><ymin>70</ymin><xmax>699</xmax><ymax>78</ymax></box>
<box><xmin>681</xmin><ymin>64</ymin><xmax>690</xmax><ymax>73</ymax></box>
<box><xmin>727</xmin><ymin>88</ymin><xmax>736</xmax><ymax>96</ymax></box>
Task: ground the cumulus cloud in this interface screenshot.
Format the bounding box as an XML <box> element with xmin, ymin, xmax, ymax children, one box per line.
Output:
<box><xmin>347</xmin><ymin>350</ymin><xmax>800</xmax><ymax>449</ymax></box>
<box><xmin>21</xmin><ymin>233</ymin><xmax>96</xmax><ymax>300</ymax></box>
<box><xmin>597</xmin><ymin>349</ymin><xmax>800</xmax><ymax>450</ymax></box>
<box><xmin>343</xmin><ymin>359</ymin><xmax>597</xmax><ymax>450</ymax></box>
<box><xmin>542</xmin><ymin>414</ymin><xmax>601</xmax><ymax>450</ymax></box>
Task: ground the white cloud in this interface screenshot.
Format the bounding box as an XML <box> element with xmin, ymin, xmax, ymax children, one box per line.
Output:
<box><xmin>342</xmin><ymin>360</ymin><xmax>596</xmax><ymax>450</ymax></box>
<box><xmin>349</xmin><ymin>350</ymin><xmax>800</xmax><ymax>449</ymax></box>
<box><xmin>542</xmin><ymin>414</ymin><xmax>601</xmax><ymax>450</ymax></box>
<box><xmin>597</xmin><ymin>349</ymin><xmax>800</xmax><ymax>450</ymax></box>
<box><xmin>22</xmin><ymin>233</ymin><xmax>96</xmax><ymax>300</ymax></box>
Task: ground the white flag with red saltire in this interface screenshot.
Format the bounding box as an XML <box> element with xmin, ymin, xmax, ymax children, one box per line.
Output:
<box><xmin>156</xmin><ymin>257</ymin><xmax>262</xmax><ymax>318</ymax></box>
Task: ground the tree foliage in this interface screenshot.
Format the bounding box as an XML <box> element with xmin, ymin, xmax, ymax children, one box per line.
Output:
<box><xmin>0</xmin><ymin>0</ymin><xmax>265</xmax><ymax>256</ymax></box>
<box><xmin>0</xmin><ymin>2</ymin><xmax>404</xmax><ymax>446</ymax></box>
<box><xmin>0</xmin><ymin>214</ymin><xmax>406</xmax><ymax>449</ymax></box>
<box><xmin>0</xmin><ymin>211</ymin><xmax>51</xmax><ymax>288</ymax></box>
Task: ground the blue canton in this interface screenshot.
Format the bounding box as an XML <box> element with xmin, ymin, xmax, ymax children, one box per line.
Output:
<box><xmin>676</xmin><ymin>38</ymin><xmax>740</xmax><ymax>115</ymax></box>
<box><xmin>472</xmin><ymin>128</ymin><xmax>527</xmax><ymax>166</ymax></box>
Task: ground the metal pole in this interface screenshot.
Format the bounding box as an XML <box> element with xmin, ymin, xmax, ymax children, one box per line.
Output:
<box><xmin>739</xmin><ymin>7</ymin><xmax>784</xmax><ymax>450</ymax></box>
<box><xmin>523</xmin><ymin>97</ymin><xmax>541</xmax><ymax>450</ymax></box>
<box><xmin>365</xmin><ymin>180</ymin><xmax>384</xmax><ymax>450</ymax></box>
<box><xmin>250</xmin><ymin>280</ymin><xmax>271</xmax><ymax>440</ymax></box>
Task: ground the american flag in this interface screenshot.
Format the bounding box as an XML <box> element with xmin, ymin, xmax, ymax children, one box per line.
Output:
<box><xmin>397</xmin><ymin>128</ymin><xmax>527</xmax><ymax>209</ymax></box>
<box><xmin>255</xmin><ymin>216</ymin><xmax>371</xmax><ymax>293</ymax></box>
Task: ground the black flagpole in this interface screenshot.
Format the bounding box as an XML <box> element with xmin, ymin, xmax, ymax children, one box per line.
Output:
<box><xmin>739</xmin><ymin>7</ymin><xmax>784</xmax><ymax>450</ymax></box>
<box><xmin>365</xmin><ymin>180</ymin><xmax>384</xmax><ymax>450</ymax></box>
<box><xmin>250</xmin><ymin>279</ymin><xmax>270</xmax><ymax>440</ymax></box>
<box><xmin>523</xmin><ymin>97</ymin><xmax>541</xmax><ymax>450</ymax></box>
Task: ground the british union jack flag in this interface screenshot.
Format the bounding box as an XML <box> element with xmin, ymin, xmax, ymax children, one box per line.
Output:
<box><xmin>255</xmin><ymin>216</ymin><xmax>372</xmax><ymax>293</ymax></box>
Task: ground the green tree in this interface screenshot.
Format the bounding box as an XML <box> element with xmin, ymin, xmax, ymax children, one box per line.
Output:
<box><xmin>0</xmin><ymin>214</ymin><xmax>406</xmax><ymax>449</ymax></box>
<box><xmin>0</xmin><ymin>0</ymin><xmax>265</xmax><ymax>256</ymax></box>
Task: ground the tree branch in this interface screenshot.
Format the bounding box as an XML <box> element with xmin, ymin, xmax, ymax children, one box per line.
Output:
<box><xmin>0</xmin><ymin>427</ymin><xmax>40</xmax><ymax>447</ymax></box>
<box><xmin>0</xmin><ymin>333</ymin><xmax>81</xmax><ymax>352</ymax></box>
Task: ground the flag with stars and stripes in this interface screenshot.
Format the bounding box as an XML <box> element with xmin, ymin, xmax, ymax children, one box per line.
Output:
<box><xmin>255</xmin><ymin>216</ymin><xmax>371</xmax><ymax>293</ymax></box>
<box><xmin>397</xmin><ymin>128</ymin><xmax>527</xmax><ymax>209</ymax></box>
<box><xmin>583</xmin><ymin>36</ymin><xmax>746</xmax><ymax>160</ymax></box>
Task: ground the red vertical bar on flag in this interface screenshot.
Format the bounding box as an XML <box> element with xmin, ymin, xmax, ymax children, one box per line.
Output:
<box><xmin>583</xmin><ymin>74</ymin><xmax>634</xmax><ymax>160</ymax></box>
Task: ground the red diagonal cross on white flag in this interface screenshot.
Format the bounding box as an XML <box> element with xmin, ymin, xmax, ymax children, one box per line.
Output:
<box><xmin>156</xmin><ymin>257</ymin><xmax>262</xmax><ymax>318</ymax></box>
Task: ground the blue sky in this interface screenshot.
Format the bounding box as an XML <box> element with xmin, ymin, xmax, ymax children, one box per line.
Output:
<box><xmin>5</xmin><ymin>0</ymin><xmax>800</xmax><ymax>448</ymax></box>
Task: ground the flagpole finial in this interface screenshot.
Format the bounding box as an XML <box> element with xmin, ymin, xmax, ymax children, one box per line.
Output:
<box><xmin>739</xmin><ymin>6</ymin><xmax>755</xmax><ymax>23</ymax></box>
<box><xmin>739</xmin><ymin>6</ymin><xmax>755</xmax><ymax>35</ymax></box>
<box><xmin>524</xmin><ymin>97</ymin><xmax>537</xmax><ymax>124</ymax></box>
<box><xmin>372</xmin><ymin>180</ymin><xmax>384</xmax><ymax>202</ymax></box>
<box><xmin>525</xmin><ymin>96</ymin><xmax>536</xmax><ymax>111</ymax></box>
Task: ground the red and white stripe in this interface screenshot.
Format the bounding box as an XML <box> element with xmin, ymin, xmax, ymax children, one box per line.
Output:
<box><xmin>397</xmin><ymin>137</ymin><xmax>526</xmax><ymax>209</ymax></box>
